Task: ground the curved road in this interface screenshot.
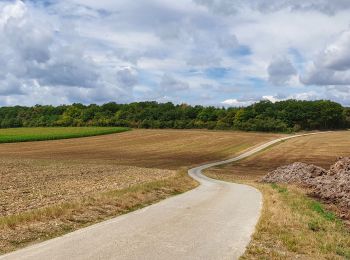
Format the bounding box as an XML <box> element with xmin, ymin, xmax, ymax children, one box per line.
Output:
<box><xmin>0</xmin><ymin>133</ymin><xmax>321</xmax><ymax>260</ymax></box>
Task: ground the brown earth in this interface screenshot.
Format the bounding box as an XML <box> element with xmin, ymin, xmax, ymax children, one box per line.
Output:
<box><xmin>0</xmin><ymin>159</ymin><xmax>176</xmax><ymax>217</ymax></box>
<box><xmin>0</xmin><ymin>129</ymin><xmax>284</xmax><ymax>169</ymax></box>
<box><xmin>0</xmin><ymin>129</ymin><xmax>283</xmax><ymax>218</ymax></box>
<box><xmin>261</xmin><ymin>162</ymin><xmax>327</xmax><ymax>184</ymax></box>
<box><xmin>207</xmin><ymin>131</ymin><xmax>350</xmax><ymax>182</ymax></box>
<box><xmin>0</xmin><ymin>129</ymin><xmax>283</xmax><ymax>253</ymax></box>
<box><xmin>262</xmin><ymin>157</ymin><xmax>350</xmax><ymax>218</ymax></box>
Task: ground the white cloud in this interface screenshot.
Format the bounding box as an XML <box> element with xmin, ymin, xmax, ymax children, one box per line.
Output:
<box><xmin>115</xmin><ymin>67</ymin><xmax>138</xmax><ymax>88</ymax></box>
<box><xmin>160</xmin><ymin>74</ymin><xmax>189</xmax><ymax>92</ymax></box>
<box><xmin>301</xmin><ymin>28</ymin><xmax>350</xmax><ymax>86</ymax></box>
<box><xmin>0</xmin><ymin>0</ymin><xmax>137</xmax><ymax>103</ymax></box>
<box><xmin>194</xmin><ymin>0</ymin><xmax>350</xmax><ymax>15</ymax></box>
<box><xmin>0</xmin><ymin>0</ymin><xmax>350</xmax><ymax>106</ymax></box>
<box><xmin>262</xmin><ymin>95</ymin><xmax>281</xmax><ymax>103</ymax></box>
<box><xmin>3</xmin><ymin>9</ymin><xmax>53</xmax><ymax>63</ymax></box>
<box><xmin>0</xmin><ymin>74</ymin><xmax>24</xmax><ymax>95</ymax></box>
<box><xmin>221</xmin><ymin>99</ymin><xmax>255</xmax><ymax>107</ymax></box>
<box><xmin>319</xmin><ymin>29</ymin><xmax>350</xmax><ymax>71</ymax></box>
<box><xmin>268</xmin><ymin>57</ymin><xmax>297</xmax><ymax>85</ymax></box>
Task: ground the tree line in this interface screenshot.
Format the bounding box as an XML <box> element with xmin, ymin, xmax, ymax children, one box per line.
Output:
<box><xmin>0</xmin><ymin>100</ymin><xmax>349</xmax><ymax>132</ymax></box>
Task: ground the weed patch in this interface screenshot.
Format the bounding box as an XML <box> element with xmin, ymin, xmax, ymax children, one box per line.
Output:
<box><xmin>309</xmin><ymin>201</ymin><xmax>336</xmax><ymax>221</ymax></box>
<box><xmin>271</xmin><ymin>183</ymin><xmax>288</xmax><ymax>194</ymax></box>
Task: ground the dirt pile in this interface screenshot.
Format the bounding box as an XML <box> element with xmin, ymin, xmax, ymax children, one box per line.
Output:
<box><xmin>262</xmin><ymin>157</ymin><xmax>350</xmax><ymax>214</ymax></box>
<box><xmin>262</xmin><ymin>162</ymin><xmax>327</xmax><ymax>184</ymax></box>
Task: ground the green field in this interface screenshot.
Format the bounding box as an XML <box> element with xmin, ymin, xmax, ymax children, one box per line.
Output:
<box><xmin>0</xmin><ymin>127</ymin><xmax>130</xmax><ymax>143</ymax></box>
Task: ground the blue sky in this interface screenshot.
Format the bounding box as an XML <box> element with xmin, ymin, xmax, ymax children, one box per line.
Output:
<box><xmin>0</xmin><ymin>0</ymin><xmax>350</xmax><ymax>106</ymax></box>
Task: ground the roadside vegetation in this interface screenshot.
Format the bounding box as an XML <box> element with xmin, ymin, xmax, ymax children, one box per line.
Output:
<box><xmin>0</xmin><ymin>127</ymin><xmax>129</xmax><ymax>143</ymax></box>
<box><xmin>0</xmin><ymin>99</ymin><xmax>349</xmax><ymax>132</ymax></box>
<box><xmin>205</xmin><ymin>131</ymin><xmax>350</xmax><ymax>259</ymax></box>
<box><xmin>209</xmin><ymin>172</ymin><xmax>350</xmax><ymax>259</ymax></box>
<box><xmin>0</xmin><ymin>129</ymin><xmax>282</xmax><ymax>254</ymax></box>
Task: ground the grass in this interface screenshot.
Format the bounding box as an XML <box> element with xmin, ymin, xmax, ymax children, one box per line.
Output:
<box><xmin>0</xmin><ymin>127</ymin><xmax>130</xmax><ymax>143</ymax></box>
<box><xmin>206</xmin><ymin>173</ymin><xmax>350</xmax><ymax>259</ymax></box>
<box><xmin>309</xmin><ymin>201</ymin><xmax>337</xmax><ymax>222</ymax></box>
<box><xmin>271</xmin><ymin>183</ymin><xmax>288</xmax><ymax>194</ymax></box>
<box><xmin>205</xmin><ymin>131</ymin><xmax>350</xmax><ymax>259</ymax></box>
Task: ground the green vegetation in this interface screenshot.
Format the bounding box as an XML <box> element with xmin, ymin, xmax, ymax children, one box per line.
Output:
<box><xmin>0</xmin><ymin>99</ymin><xmax>349</xmax><ymax>132</ymax></box>
<box><xmin>271</xmin><ymin>183</ymin><xmax>288</xmax><ymax>193</ymax></box>
<box><xmin>309</xmin><ymin>201</ymin><xmax>336</xmax><ymax>222</ymax></box>
<box><xmin>0</xmin><ymin>127</ymin><xmax>129</xmax><ymax>143</ymax></box>
<box><xmin>245</xmin><ymin>183</ymin><xmax>350</xmax><ymax>259</ymax></box>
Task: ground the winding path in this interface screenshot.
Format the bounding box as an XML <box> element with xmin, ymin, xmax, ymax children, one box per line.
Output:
<box><xmin>1</xmin><ymin>133</ymin><xmax>320</xmax><ymax>260</ymax></box>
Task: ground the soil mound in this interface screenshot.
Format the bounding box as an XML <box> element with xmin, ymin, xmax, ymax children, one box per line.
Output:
<box><xmin>262</xmin><ymin>162</ymin><xmax>326</xmax><ymax>184</ymax></box>
<box><xmin>262</xmin><ymin>157</ymin><xmax>350</xmax><ymax>214</ymax></box>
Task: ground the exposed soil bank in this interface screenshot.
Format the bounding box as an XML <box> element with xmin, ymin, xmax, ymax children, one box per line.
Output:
<box><xmin>262</xmin><ymin>157</ymin><xmax>350</xmax><ymax>219</ymax></box>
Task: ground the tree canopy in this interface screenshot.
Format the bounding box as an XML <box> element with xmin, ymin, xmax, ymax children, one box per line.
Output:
<box><xmin>0</xmin><ymin>100</ymin><xmax>348</xmax><ymax>132</ymax></box>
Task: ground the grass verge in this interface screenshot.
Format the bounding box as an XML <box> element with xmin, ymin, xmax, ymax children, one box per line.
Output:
<box><xmin>0</xmin><ymin>127</ymin><xmax>130</xmax><ymax>143</ymax></box>
<box><xmin>206</xmin><ymin>171</ymin><xmax>350</xmax><ymax>259</ymax></box>
<box><xmin>0</xmin><ymin>170</ymin><xmax>198</xmax><ymax>254</ymax></box>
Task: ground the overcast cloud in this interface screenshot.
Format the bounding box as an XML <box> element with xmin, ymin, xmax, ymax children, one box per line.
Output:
<box><xmin>0</xmin><ymin>0</ymin><xmax>350</xmax><ymax>106</ymax></box>
<box><xmin>268</xmin><ymin>57</ymin><xmax>297</xmax><ymax>86</ymax></box>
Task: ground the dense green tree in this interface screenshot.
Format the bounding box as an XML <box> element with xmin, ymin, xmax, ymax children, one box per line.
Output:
<box><xmin>0</xmin><ymin>100</ymin><xmax>347</xmax><ymax>132</ymax></box>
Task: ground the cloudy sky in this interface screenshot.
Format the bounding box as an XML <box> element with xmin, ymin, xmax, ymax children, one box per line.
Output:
<box><xmin>1</xmin><ymin>0</ymin><xmax>350</xmax><ymax>107</ymax></box>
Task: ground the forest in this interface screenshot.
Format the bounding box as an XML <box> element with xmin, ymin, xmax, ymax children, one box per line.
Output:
<box><xmin>0</xmin><ymin>100</ymin><xmax>348</xmax><ymax>132</ymax></box>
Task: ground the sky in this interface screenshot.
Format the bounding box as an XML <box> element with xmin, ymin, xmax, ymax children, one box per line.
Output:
<box><xmin>0</xmin><ymin>0</ymin><xmax>350</xmax><ymax>107</ymax></box>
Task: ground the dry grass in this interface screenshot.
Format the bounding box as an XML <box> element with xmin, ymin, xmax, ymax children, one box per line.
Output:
<box><xmin>0</xmin><ymin>170</ymin><xmax>196</xmax><ymax>254</ymax></box>
<box><xmin>0</xmin><ymin>129</ymin><xmax>283</xmax><ymax>254</ymax></box>
<box><xmin>205</xmin><ymin>131</ymin><xmax>350</xmax><ymax>259</ymax></box>
<box><xmin>207</xmin><ymin>172</ymin><xmax>350</xmax><ymax>259</ymax></box>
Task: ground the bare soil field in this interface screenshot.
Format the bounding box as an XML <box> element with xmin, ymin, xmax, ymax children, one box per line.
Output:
<box><xmin>0</xmin><ymin>159</ymin><xmax>176</xmax><ymax>217</ymax></box>
<box><xmin>205</xmin><ymin>131</ymin><xmax>350</xmax><ymax>259</ymax></box>
<box><xmin>207</xmin><ymin>131</ymin><xmax>350</xmax><ymax>181</ymax></box>
<box><xmin>0</xmin><ymin>129</ymin><xmax>284</xmax><ymax>169</ymax></box>
<box><xmin>0</xmin><ymin>129</ymin><xmax>283</xmax><ymax>254</ymax></box>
